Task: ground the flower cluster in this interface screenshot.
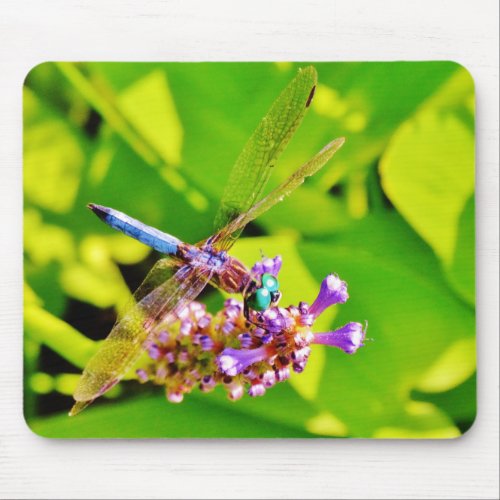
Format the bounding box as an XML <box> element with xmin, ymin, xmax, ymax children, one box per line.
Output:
<box><xmin>136</xmin><ymin>256</ymin><xmax>366</xmax><ymax>403</ymax></box>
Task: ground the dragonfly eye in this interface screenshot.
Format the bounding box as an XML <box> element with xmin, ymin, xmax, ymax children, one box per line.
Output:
<box><xmin>261</xmin><ymin>273</ymin><xmax>279</xmax><ymax>292</ymax></box>
<box><xmin>246</xmin><ymin>287</ymin><xmax>272</xmax><ymax>311</ymax></box>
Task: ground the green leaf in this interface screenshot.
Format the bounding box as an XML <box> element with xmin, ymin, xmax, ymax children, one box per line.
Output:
<box><xmin>412</xmin><ymin>373</ymin><xmax>476</xmax><ymax>430</ymax></box>
<box><xmin>83</xmin><ymin>130</ymin><xmax>215</xmax><ymax>244</ymax></box>
<box><xmin>25</xmin><ymin>304</ymin><xmax>97</xmax><ymax>369</ymax></box>
<box><xmin>308</xmin><ymin>61</ymin><xmax>462</xmax><ymax>188</ymax></box>
<box><xmin>372</xmin><ymin>402</ymin><xmax>460</xmax><ymax>439</ymax></box>
<box><xmin>28</xmin><ymin>391</ymin><xmax>314</xmax><ymax>438</ymax></box>
<box><xmin>414</xmin><ymin>337</ymin><xmax>476</xmax><ymax>393</ymax></box>
<box><xmin>257</xmin><ymin>182</ymin><xmax>350</xmax><ymax>237</ymax></box>
<box><xmin>118</xmin><ymin>70</ymin><xmax>183</xmax><ymax>166</ymax></box>
<box><xmin>299</xmin><ymin>212</ymin><xmax>475</xmax><ymax>437</ymax></box>
<box><xmin>23</xmin><ymin>87</ymin><xmax>86</xmax><ymax>213</ymax></box>
<box><xmin>305</xmin><ymin>410</ymin><xmax>349</xmax><ymax>437</ymax></box>
<box><xmin>379</xmin><ymin>65</ymin><xmax>475</xmax><ymax>283</ymax></box>
<box><xmin>55</xmin><ymin>62</ymin><xmax>207</xmax><ymax>212</ymax></box>
<box><xmin>445</xmin><ymin>195</ymin><xmax>475</xmax><ymax>305</ymax></box>
<box><xmin>59</xmin><ymin>235</ymin><xmax>134</xmax><ymax>310</ymax></box>
<box><xmin>380</xmin><ymin>109</ymin><xmax>474</xmax><ymax>266</ymax></box>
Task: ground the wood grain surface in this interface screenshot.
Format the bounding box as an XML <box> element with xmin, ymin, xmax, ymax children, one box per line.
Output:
<box><xmin>0</xmin><ymin>0</ymin><xmax>498</xmax><ymax>498</ymax></box>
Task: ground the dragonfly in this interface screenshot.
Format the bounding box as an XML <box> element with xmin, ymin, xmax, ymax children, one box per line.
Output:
<box><xmin>70</xmin><ymin>66</ymin><xmax>345</xmax><ymax>416</ymax></box>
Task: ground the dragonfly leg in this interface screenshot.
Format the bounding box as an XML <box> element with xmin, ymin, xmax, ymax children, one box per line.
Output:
<box><xmin>243</xmin><ymin>302</ymin><xmax>268</xmax><ymax>330</ymax></box>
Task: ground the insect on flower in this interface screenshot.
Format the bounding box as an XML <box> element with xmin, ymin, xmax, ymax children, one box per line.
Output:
<box><xmin>136</xmin><ymin>256</ymin><xmax>366</xmax><ymax>403</ymax></box>
<box><xmin>70</xmin><ymin>66</ymin><xmax>346</xmax><ymax>416</ymax></box>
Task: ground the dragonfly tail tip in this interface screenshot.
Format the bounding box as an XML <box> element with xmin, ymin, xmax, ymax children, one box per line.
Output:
<box><xmin>87</xmin><ymin>203</ymin><xmax>110</xmax><ymax>222</ymax></box>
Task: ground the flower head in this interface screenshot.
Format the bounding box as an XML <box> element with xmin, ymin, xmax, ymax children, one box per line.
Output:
<box><xmin>216</xmin><ymin>345</ymin><xmax>273</xmax><ymax>376</ymax></box>
<box><xmin>309</xmin><ymin>274</ymin><xmax>349</xmax><ymax>318</ymax></box>
<box><xmin>136</xmin><ymin>256</ymin><xmax>365</xmax><ymax>402</ymax></box>
<box><xmin>313</xmin><ymin>322</ymin><xmax>366</xmax><ymax>354</ymax></box>
<box><xmin>251</xmin><ymin>255</ymin><xmax>282</xmax><ymax>278</ymax></box>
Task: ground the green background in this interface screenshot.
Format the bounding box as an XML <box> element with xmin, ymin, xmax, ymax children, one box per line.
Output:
<box><xmin>23</xmin><ymin>61</ymin><xmax>475</xmax><ymax>438</ymax></box>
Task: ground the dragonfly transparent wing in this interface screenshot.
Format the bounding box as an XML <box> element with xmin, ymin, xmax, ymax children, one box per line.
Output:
<box><xmin>70</xmin><ymin>264</ymin><xmax>213</xmax><ymax>416</ymax></box>
<box><xmin>112</xmin><ymin>257</ymin><xmax>181</xmax><ymax>324</ymax></box>
<box><xmin>215</xmin><ymin>138</ymin><xmax>345</xmax><ymax>241</ymax></box>
<box><xmin>213</xmin><ymin>66</ymin><xmax>317</xmax><ymax>248</ymax></box>
<box><xmin>131</xmin><ymin>257</ymin><xmax>180</xmax><ymax>305</ymax></box>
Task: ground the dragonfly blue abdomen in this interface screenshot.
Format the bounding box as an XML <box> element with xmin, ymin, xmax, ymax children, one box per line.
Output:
<box><xmin>89</xmin><ymin>203</ymin><xmax>254</xmax><ymax>295</ymax></box>
<box><xmin>88</xmin><ymin>203</ymin><xmax>181</xmax><ymax>256</ymax></box>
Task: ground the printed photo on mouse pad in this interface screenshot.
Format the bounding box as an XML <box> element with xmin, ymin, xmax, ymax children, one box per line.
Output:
<box><xmin>23</xmin><ymin>61</ymin><xmax>475</xmax><ymax>438</ymax></box>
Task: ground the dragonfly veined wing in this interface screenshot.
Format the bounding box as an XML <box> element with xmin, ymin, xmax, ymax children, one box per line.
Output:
<box><xmin>130</xmin><ymin>257</ymin><xmax>180</xmax><ymax>305</ymax></box>
<box><xmin>214</xmin><ymin>138</ymin><xmax>345</xmax><ymax>242</ymax></box>
<box><xmin>213</xmin><ymin>66</ymin><xmax>318</xmax><ymax>250</ymax></box>
<box><xmin>70</xmin><ymin>264</ymin><xmax>213</xmax><ymax>416</ymax></box>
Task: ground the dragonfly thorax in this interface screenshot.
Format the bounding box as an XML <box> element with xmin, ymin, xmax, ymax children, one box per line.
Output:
<box><xmin>213</xmin><ymin>254</ymin><xmax>253</xmax><ymax>294</ymax></box>
<box><xmin>176</xmin><ymin>242</ymin><xmax>252</xmax><ymax>294</ymax></box>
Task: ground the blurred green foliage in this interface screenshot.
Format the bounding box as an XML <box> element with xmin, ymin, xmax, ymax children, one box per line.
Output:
<box><xmin>23</xmin><ymin>62</ymin><xmax>475</xmax><ymax>438</ymax></box>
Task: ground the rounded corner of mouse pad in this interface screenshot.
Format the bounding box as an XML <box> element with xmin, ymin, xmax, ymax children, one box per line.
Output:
<box><xmin>23</xmin><ymin>61</ymin><xmax>476</xmax><ymax>439</ymax></box>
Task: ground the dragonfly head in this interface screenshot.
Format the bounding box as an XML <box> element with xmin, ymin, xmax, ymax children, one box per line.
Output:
<box><xmin>244</xmin><ymin>273</ymin><xmax>281</xmax><ymax>312</ymax></box>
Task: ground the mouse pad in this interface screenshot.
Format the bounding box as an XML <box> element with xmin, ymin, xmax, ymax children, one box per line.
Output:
<box><xmin>23</xmin><ymin>61</ymin><xmax>475</xmax><ymax>438</ymax></box>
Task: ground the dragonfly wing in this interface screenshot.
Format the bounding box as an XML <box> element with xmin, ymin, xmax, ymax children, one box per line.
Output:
<box><xmin>213</xmin><ymin>66</ymin><xmax>317</xmax><ymax>246</ymax></box>
<box><xmin>131</xmin><ymin>257</ymin><xmax>180</xmax><ymax>305</ymax></box>
<box><xmin>216</xmin><ymin>138</ymin><xmax>345</xmax><ymax>240</ymax></box>
<box><xmin>113</xmin><ymin>258</ymin><xmax>181</xmax><ymax>324</ymax></box>
<box><xmin>70</xmin><ymin>264</ymin><xmax>212</xmax><ymax>416</ymax></box>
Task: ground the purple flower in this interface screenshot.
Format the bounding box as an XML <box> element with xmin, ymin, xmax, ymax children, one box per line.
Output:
<box><xmin>224</xmin><ymin>298</ymin><xmax>239</xmax><ymax>308</ymax></box>
<box><xmin>179</xmin><ymin>320</ymin><xmax>193</xmax><ymax>337</ymax></box>
<box><xmin>136</xmin><ymin>369</ymin><xmax>149</xmax><ymax>383</ymax></box>
<box><xmin>217</xmin><ymin>345</ymin><xmax>274</xmax><ymax>376</ymax></box>
<box><xmin>199</xmin><ymin>335</ymin><xmax>215</xmax><ymax>351</ymax></box>
<box><xmin>157</xmin><ymin>331</ymin><xmax>170</xmax><ymax>344</ymax></box>
<box><xmin>262</xmin><ymin>308</ymin><xmax>286</xmax><ymax>333</ymax></box>
<box><xmin>275</xmin><ymin>367</ymin><xmax>290</xmax><ymax>381</ymax></box>
<box><xmin>313</xmin><ymin>322</ymin><xmax>366</xmax><ymax>354</ymax></box>
<box><xmin>135</xmin><ymin>255</ymin><xmax>365</xmax><ymax>405</ymax></box>
<box><xmin>166</xmin><ymin>390</ymin><xmax>183</xmax><ymax>403</ymax></box>
<box><xmin>222</xmin><ymin>320</ymin><xmax>235</xmax><ymax>335</ymax></box>
<box><xmin>155</xmin><ymin>365</ymin><xmax>168</xmax><ymax>380</ymax></box>
<box><xmin>224</xmin><ymin>303</ymin><xmax>241</xmax><ymax>321</ymax></box>
<box><xmin>200</xmin><ymin>375</ymin><xmax>216</xmax><ymax>392</ymax></box>
<box><xmin>148</xmin><ymin>344</ymin><xmax>161</xmax><ymax>360</ymax></box>
<box><xmin>309</xmin><ymin>274</ymin><xmax>349</xmax><ymax>318</ymax></box>
<box><xmin>251</xmin><ymin>255</ymin><xmax>282</xmax><ymax>277</ymax></box>
<box><xmin>292</xmin><ymin>346</ymin><xmax>311</xmax><ymax>363</ymax></box>
<box><xmin>197</xmin><ymin>315</ymin><xmax>211</xmax><ymax>330</ymax></box>
<box><xmin>227</xmin><ymin>382</ymin><xmax>244</xmax><ymax>401</ymax></box>
<box><xmin>261</xmin><ymin>370</ymin><xmax>276</xmax><ymax>388</ymax></box>
<box><xmin>293</xmin><ymin>361</ymin><xmax>306</xmax><ymax>373</ymax></box>
<box><xmin>238</xmin><ymin>333</ymin><xmax>253</xmax><ymax>349</ymax></box>
<box><xmin>260</xmin><ymin>332</ymin><xmax>273</xmax><ymax>344</ymax></box>
<box><xmin>248</xmin><ymin>383</ymin><xmax>266</xmax><ymax>397</ymax></box>
<box><xmin>177</xmin><ymin>351</ymin><xmax>189</xmax><ymax>363</ymax></box>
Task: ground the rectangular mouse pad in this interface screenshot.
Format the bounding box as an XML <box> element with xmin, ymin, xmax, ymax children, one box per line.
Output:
<box><xmin>23</xmin><ymin>61</ymin><xmax>475</xmax><ymax>438</ymax></box>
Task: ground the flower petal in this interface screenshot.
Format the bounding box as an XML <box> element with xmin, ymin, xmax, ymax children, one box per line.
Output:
<box><xmin>309</xmin><ymin>275</ymin><xmax>349</xmax><ymax>318</ymax></box>
<box><xmin>216</xmin><ymin>345</ymin><xmax>273</xmax><ymax>376</ymax></box>
<box><xmin>312</xmin><ymin>322</ymin><xmax>366</xmax><ymax>354</ymax></box>
<box><xmin>251</xmin><ymin>255</ymin><xmax>282</xmax><ymax>278</ymax></box>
